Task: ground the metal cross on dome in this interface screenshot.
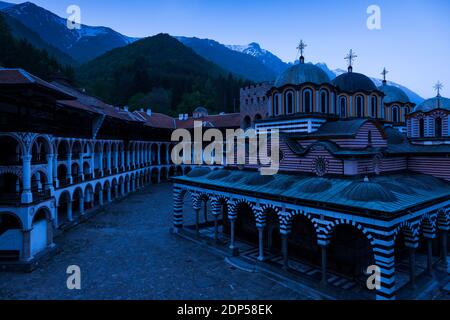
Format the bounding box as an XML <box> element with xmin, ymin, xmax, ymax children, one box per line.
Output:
<box><xmin>297</xmin><ymin>40</ymin><xmax>307</xmax><ymax>57</ymax></box>
<box><xmin>434</xmin><ymin>81</ymin><xmax>444</xmax><ymax>96</ymax></box>
<box><xmin>345</xmin><ymin>49</ymin><xmax>358</xmax><ymax>68</ymax></box>
<box><xmin>381</xmin><ymin>68</ymin><xmax>389</xmax><ymax>82</ymax></box>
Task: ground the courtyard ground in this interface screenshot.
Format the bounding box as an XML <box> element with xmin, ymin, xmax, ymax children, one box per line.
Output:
<box><xmin>0</xmin><ymin>183</ymin><xmax>317</xmax><ymax>300</ymax></box>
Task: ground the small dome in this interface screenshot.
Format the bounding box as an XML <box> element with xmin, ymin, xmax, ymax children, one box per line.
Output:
<box><xmin>342</xmin><ymin>181</ymin><xmax>397</xmax><ymax>202</ymax></box>
<box><xmin>298</xmin><ymin>178</ymin><xmax>331</xmax><ymax>193</ymax></box>
<box><xmin>332</xmin><ymin>72</ymin><xmax>377</xmax><ymax>93</ymax></box>
<box><xmin>275</xmin><ymin>63</ymin><xmax>330</xmax><ymax>87</ymax></box>
<box><xmin>413</xmin><ymin>96</ymin><xmax>450</xmax><ymax>112</ymax></box>
<box><xmin>186</xmin><ymin>167</ymin><xmax>210</xmax><ymax>177</ymax></box>
<box><xmin>378</xmin><ymin>84</ymin><xmax>410</xmax><ymax>104</ymax></box>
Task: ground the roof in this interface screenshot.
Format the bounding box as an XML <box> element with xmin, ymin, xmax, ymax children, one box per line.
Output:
<box><xmin>134</xmin><ymin>111</ymin><xmax>176</xmax><ymax>129</ymax></box>
<box><xmin>0</xmin><ymin>68</ymin><xmax>74</xmax><ymax>100</ymax></box>
<box><xmin>274</xmin><ymin>62</ymin><xmax>330</xmax><ymax>87</ymax></box>
<box><xmin>288</xmin><ymin>119</ymin><xmax>384</xmax><ymax>139</ymax></box>
<box><xmin>413</xmin><ymin>96</ymin><xmax>450</xmax><ymax>112</ymax></box>
<box><xmin>285</xmin><ymin>139</ymin><xmax>380</xmax><ymax>157</ymax></box>
<box><xmin>175</xmin><ymin>113</ymin><xmax>241</xmax><ymax>129</ymax></box>
<box><xmin>332</xmin><ymin>71</ymin><xmax>377</xmax><ymax>93</ymax></box>
<box><xmin>174</xmin><ymin>169</ymin><xmax>450</xmax><ymax>216</ymax></box>
<box><xmin>378</xmin><ymin>83</ymin><xmax>410</xmax><ymax>104</ymax></box>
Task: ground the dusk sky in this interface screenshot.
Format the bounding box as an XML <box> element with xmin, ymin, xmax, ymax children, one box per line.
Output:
<box><xmin>9</xmin><ymin>0</ymin><xmax>450</xmax><ymax>98</ymax></box>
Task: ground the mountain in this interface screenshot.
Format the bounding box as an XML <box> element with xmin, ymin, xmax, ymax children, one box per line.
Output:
<box><xmin>315</xmin><ymin>63</ymin><xmax>424</xmax><ymax>104</ymax></box>
<box><xmin>0</xmin><ymin>11</ymin><xmax>76</xmax><ymax>66</ymax></box>
<box><xmin>177</xmin><ymin>36</ymin><xmax>277</xmax><ymax>82</ymax></box>
<box><xmin>1</xmin><ymin>2</ymin><xmax>136</xmax><ymax>63</ymax></box>
<box><xmin>227</xmin><ymin>42</ymin><xmax>289</xmax><ymax>77</ymax></box>
<box><xmin>0</xmin><ymin>12</ymin><xmax>74</xmax><ymax>81</ymax></box>
<box><xmin>0</xmin><ymin>1</ymin><xmax>13</xmax><ymax>9</ymax></box>
<box><xmin>77</xmin><ymin>33</ymin><xmax>248</xmax><ymax>115</ymax></box>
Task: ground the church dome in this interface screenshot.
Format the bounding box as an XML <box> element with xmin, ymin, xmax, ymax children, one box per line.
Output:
<box><xmin>378</xmin><ymin>84</ymin><xmax>410</xmax><ymax>104</ymax></box>
<box><xmin>274</xmin><ymin>62</ymin><xmax>330</xmax><ymax>87</ymax></box>
<box><xmin>413</xmin><ymin>96</ymin><xmax>450</xmax><ymax>112</ymax></box>
<box><xmin>332</xmin><ymin>72</ymin><xmax>377</xmax><ymax>93</ymax></box>
<box><xmin>342</xmin><ymin>181</ymin><xmax>397</xmax><ymax>202</ymax></box>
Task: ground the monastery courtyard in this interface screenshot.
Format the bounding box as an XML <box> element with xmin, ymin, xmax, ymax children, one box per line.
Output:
<box><xmin>0</xmin><ymin>183</ymin><xmax>317</xmax><ymax>300</ymax></box>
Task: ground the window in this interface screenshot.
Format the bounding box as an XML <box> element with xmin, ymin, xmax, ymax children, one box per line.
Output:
<box><xmin>273</xmin><ymin>94</ymin><xmax>280</xmax><ymax>115</ymax></box>
<box><xmin>303</xmin><ymin>89</ymin><xmax>312</xmax><ymax>113</ymax></box>
<box><xmin>286</xmin><ymin>91</ymin><xmax>294</xmax><ymax>114</ymax></box>
<box><xmin>340</xmin><ymin>96</ymin><xmax>347</xmax><ymax>117</ymax></box>
<box><xmin>320</xmin><ymin>91</ymin><xmax>328</xmax><ymax>113</ymax></box>
<box><xmin>435</xmin><ymin>117</ymin><xmax>442</xmax><ymax>137</ymax></box>
<box><xmin>392</xmin><ymin>106</ymin><xmax>399</xmax><ymax>123</ymax></box>
<box><xmin>356</xmin><ymin>96</ymin><xmax>364</xmax><ymax>117</ymax></box>
<box><xmin>371</xmin><ymin>96</ymin><xmax>377</xmax><ymax>118</ymax></box>
<box><xmin>419</xmin><ymin>118</ymin><xmax>425</xmax><ymax>138</ymax></box>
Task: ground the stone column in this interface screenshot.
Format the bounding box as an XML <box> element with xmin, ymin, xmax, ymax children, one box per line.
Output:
<box><xmin>46</xmin><ymin>154</ymin><xmax>54</xmax><ymax>195</ymax></box>
<box><xmin>67</xmin><ymin>200</ymin><xmax>73</xmax><ymax>221</ymax></box>
<box><xmin>66</xmin><ymin>153</ymin><xmax>73</xmax><ymax>183</ymax></box>
<box><xmin>46</xmin><ymin>219</ymin><xmax>54</xmax><ymax>246</ymax></box>
<box><xmin>320</xmin><ymin>244</ymin><xmax>328</xmax><ymax>286</ymax></box>
<box><xmin>114</xmin><ymin>151</ymin><xmax>119</xmax><ymax>173</ymax></box>
<box><xmin>121</xmin><ymin>150</ymin><xmax>126</xmax><ymax>171</ymax></box>
<box><xmin>195</xmin><ymin>208</ymin><xmax>200</xmax><ymax>237</ymax></box>
<box><xmin>166</xmin><ymin>144</ymin><xmax>170</xmax><ymax>164</ymax></box>
<box><xmin>114</xmin><ymin>185</ymin><xmax>119</xmax><ymax>198</ymax></box>
<box><xmin>79</xmin><ymin>196</ymin><xmax>85</xmax><ymax>214</ymax></box>
<box><xmin>53</xmin><ymin>154</ymin><xmax>59</xmax><ymax>188</ymax></box>
<box><xmin>21</xmin><ymin>229</ymin><xmax>32</xmax><ymax>261</ymax></box>
<box><xmin>157</xmin><ymin>144</ymin><xmax>161</xmax><ymax>165</ymax></box>
<box><xmin>21</xmin><ymin>154</ymin><xmax>33</xmax><ymax>204</ymax></box>
<box><xmin>107</xmin><ymin>188</ymin><xmax>112</xmax><ymax>203</ymax></box>
<box><xmin>99</xmin><ymin>189</ymin><xmax>104</xmax><ymax>206</ymax></box>
<box><xmin>426</xmin><ymin>237</ymin><xmax>434</xmax><ymax>275</ymax></box>
<box><xmin>229</xmin><ymin>218</ymin><xmax>236</xmax><ymax>251</ymax></box>
<box><xmin>440</xmin><ymin>230</ymin><xmax>448</xmax><ymax>267</ymax></box>
<box><xmin>121</xmin><ymin>182</ymin><xmax>125</xmax><ymax>196</ymax></box>
<box><xmin>409</xmin><ymin>248</ymin><xmax>417</xmax><ymax>289</ymax></box>
<box><xmin>257</xmin><ymin>226</ymin><xmax>265</xmax><ymax>262</ymax></box>
<box><xmin>106</xmin><ymin>151</ymin><xmax>112</xmax><ymax>175</ymax></box>
<box><xmin>281</xmin><ymin>233</ymin><xmax>289</xmax><ymax>270</ymax></box>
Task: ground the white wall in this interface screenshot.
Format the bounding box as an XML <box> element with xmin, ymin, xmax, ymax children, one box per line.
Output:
<box><xmin>31</xmin><ymin>220</ymin><xmax>47</xmax><ymax>256</ymax></box>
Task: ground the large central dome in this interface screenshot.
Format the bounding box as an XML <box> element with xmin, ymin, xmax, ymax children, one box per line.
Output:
<box><xmin>274</xmin><ymin>63</ymin><xmax>330</xmax><ymax>87</ymax></box>
<box><xmin>332</xmin><ymin>72</ymin><xmax>377</xmax><ymax>93</ymax></box>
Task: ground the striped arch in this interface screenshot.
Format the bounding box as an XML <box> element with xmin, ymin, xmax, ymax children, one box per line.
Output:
<box><xmin>229</xmin><ymin>198</ymin><xmax>255</xmax><ymax>221</ymax></box>
<box><xmin>324</xmin><ymin>218</ymin><xmax>375</xmax><ymax>247</ymax></box>
<box><xmin>258</xmin><ymin>204</ymin><xmax>280</xmax><ymax>228</ymax></box>
<box><xmin>394</xmin><ymin>221</ymin><xmax>420</xmax><ymax>249</ymax></box>
<box><xmin>437</xmin><ymin>208</ymin><xmax>450</xmax><ymax>231</ymax></box>
<box><xmin>420</xmin><ymin>214</ymin><xmax>437</xmax><ymax>239</ymax></box>
<box><xmin>280</xmin><ymin>209</ymin><xmax>319</xmax><ymax>238</ymax></box>
<box><xmin>210</xmin><ymin>195</ymin><xmax>230</xmax><ymax>216</ymax></box>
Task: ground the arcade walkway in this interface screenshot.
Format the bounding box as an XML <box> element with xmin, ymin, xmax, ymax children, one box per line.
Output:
<box><xmin>0</xmin><ymin>183</ymin><xmax>314</xmax><ymax>300</ymax></box>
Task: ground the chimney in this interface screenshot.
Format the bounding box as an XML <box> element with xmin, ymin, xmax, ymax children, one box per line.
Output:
<box><xmin>184</xmin><ymin>114</ymin><xmax>189</xmax><ymax>120</ymax></box>
<box><xmin>124</xmin><ymin>106</ymin><xmax>129</xmax><ymax>112</ymax></box>
<box><xmin>146</xmin><ymin>109</ymin><xmax>152</xmax><ymax>116</ymax></box>
<box><xmin>140</xmin><ymin>108</ymin><xmax>144</xmax><ymax>112</ymax></box>
<box><xmin>179</xmin><ymin>114</ymin><xmax>184</xmax><ymax>120</ymax></box>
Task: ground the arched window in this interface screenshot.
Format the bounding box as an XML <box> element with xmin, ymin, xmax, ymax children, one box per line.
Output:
<box><xmin>273</xmin><ymin>94</ymin><xmax>280</xmax><ymax>116</ymax></box>
<box><xmin>419</xmin><ymin>118</ymin><xmax>425</xmax><ymax>138</ymax></box>
<box><xmin>339</xmin><ymin>96</ymin><xmax>347</xmax><ymax>117</ymax></box>
<box><xmin>371</xmin><ymin>96</ymin><xmax>378</xmax><ymax>118</ymax></box>
<box><xmin>356</xmin><ymin>96</ymin><xmax>364</xmax><ymax>117</ymax></box>
<box><xmin>392</xmin><ymin>106</ymin><xmax>399</xmax><ymax>123</ymax></box>
<box><xmin>285</xmin><ymin>91</ymin><xmax>294</xmax><ymax>114</ymax></box>
<box><xmin>303</xmin><ymin>89</ymin><xmax>312</xmax><ymax>113</ymax></box>
<box><xmin>320</xmin><ymin>90</ymin><xmax>328</xmax><ymax>113</ymax></box>
<box><xmin>435</xmin><ymin>117</ymin><xmax>442</xmax><ymax>137</ymax></box>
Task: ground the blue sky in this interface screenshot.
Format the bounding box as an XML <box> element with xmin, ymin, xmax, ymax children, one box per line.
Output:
<box><xmin>7</xmin><ymin>0</ymin><xmax>450</xmax><ymax>98</ymax></box>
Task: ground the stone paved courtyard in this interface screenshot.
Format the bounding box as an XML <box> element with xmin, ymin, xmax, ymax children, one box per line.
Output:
<box><xmin>0</xmin><ymin>183</ymin><xmax>316</xmax><ymax>300</ymax></box>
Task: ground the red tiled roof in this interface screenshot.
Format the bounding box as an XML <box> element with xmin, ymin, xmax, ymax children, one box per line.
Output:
<box><xmin>0</xmin><ymin>68</ymin><xmax>74</xmax><ymax>100</ymax></box>
<box><xmin>175</xmin><ymin>113</ymin><xmax>241</xmax><ymax>129</ymax></box>
<box><xmin>134</xmin><ymin>111</ymin><xmax>176</xmax><ymax>129</ymax></box>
